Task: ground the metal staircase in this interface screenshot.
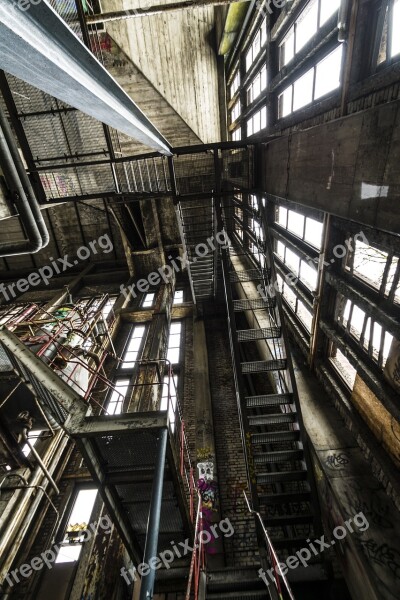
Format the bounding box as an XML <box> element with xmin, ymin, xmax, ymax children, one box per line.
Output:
<box><xmin>216</xmin><ymin>194</ymin><xmax>324</xmax><ymax>588</ymax></box>
<box><xmin>0</xmin><ymin>311</ymin><xmax>196</xmax><ymax>597</ymax></box>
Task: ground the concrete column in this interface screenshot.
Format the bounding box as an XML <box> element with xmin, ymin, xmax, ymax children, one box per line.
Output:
<box><xmin>193</xmin><ymin>318</ymin><xmax>223</xmax><ymax>565</ymax></box>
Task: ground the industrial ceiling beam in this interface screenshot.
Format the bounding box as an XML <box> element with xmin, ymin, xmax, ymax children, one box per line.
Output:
<box><xmin>86</xmin><ymin>0</ymin><xmax>249</xmax><ymax>23</ymax></box>
<box><xmin>0</xmin><ymin>0</ymin><xmax>172</xmax><ymax>155</ymax></box>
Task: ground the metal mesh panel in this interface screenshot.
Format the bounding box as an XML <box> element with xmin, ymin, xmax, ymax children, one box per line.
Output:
<box><xmin>5</xmin><ymin>75</ymin><xmax>70</xmax><ymax>114</ymax></box>
<box><xmin>98</xmin><ymin>431</ymin><xmax>158</xmax><ymax>469</ymax></box>
<box><xmin>222</xmin><ymin>147</ymin><xmax>254</xmax><ymax>189</ymax></box>
<box><xmin>252</xmin><ymin>431</ymin><xmax>300</xmax><ymax>444</ymax></box>
<box><xmin>246</xmin><ymin>394</ymin><xmax>293</xmax><ymax>408</ymax></box>
<box><xmin>0</xmin><ymin>346</ymin><xmax>12</xmax><ymax>371</ymax></box>
<box><xmin>241</xmin><ymin>359</ymin><xmax>287</xmax><ymax>373</ymax></box>
<box><xmin>174</xmin><ymin>153</ymin><xmax>215</xmax><ymax>195</ymax></box>
<box><xmin>254</xmin><ymin>450</ymin><xmax>304</xmax><ymax>464</ymax></box>
<box><xmin>237</xmin><ymin>327</ymin><xmax>281</xmax><ymax>341</ymax></box>
<box><xmin>229</xmin><ymin>268</ymin><xmax>271</xmax><ymax>282</ymax></box>
<box><xmin>40</xmin><ymin>164</ymin><xmax>115</xmax><ymax>198</ymax></box>
<box><xmin>233</xmin><ymin>298</ymin><xmax>276</xmax><ymax>311</ymax></box>
<box><xmin>48</xmin><ymin>0</ymin><xmax>82</xmax><ymax>37</ymax></box>
<box><xmin>257</xmin><ymin>471</ymin><xmax>308</xmax><ymax>485</ymax></box>
<box><xmin>248</xmin><ymin>413</ymin><xmax>296</xmax><ymax>426</ymax></box>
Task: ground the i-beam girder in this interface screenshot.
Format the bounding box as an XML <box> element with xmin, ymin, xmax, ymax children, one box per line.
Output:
<box><xmin>0</xmin><ymin>0</ymin><xmax>171</xmax><ymax>155</ymax></box>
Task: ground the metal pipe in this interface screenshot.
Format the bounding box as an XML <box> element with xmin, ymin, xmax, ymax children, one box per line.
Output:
<box><xmin>0</xmin><ymin>119</ymin><xmax>43</xmax><ymax>257</ymax></box>
<box><xmin>0</xmin><ymin>430</ymin><xmax>66</xmax><ymax>563</ymax></box>
<box><xmin>0</xmin><ymin>106</ymin><xmax>49</xmax><ymax>249</ymax></box>
<box><xmin>86</xmin><ymin>0</ymin><xmax>248</xmax><ymax>23</ymax></box>
<box><xmin>25</xmin><ymin>440</ymin><xmax>60</xmax><ymax>495</ymax></box>
<box><xmin>0</xmin><ymin>380</ymin><xmax>22</xmax><ymax>409</ymax></box>
<box><xmin>139</xmin><ymin>427</ymin><xmax>168</xmax><ymax>600</ymax></box>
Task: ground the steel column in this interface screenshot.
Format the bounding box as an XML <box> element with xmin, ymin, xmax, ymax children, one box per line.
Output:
<box><xmin>0</xmin><ymin>0</ymin><xmax>171</xmax><ymax>154</ymax></box>
<box><xmin>139</xmin><ymin>427</ymin><xmax>168</xmax><ymax>600</ymax></box>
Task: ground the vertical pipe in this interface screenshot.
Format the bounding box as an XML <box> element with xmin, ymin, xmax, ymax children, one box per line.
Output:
<box><xmin>139</xmin><ymin>427</ymin><xmax>168</xmax><ymax>600</ymax></box>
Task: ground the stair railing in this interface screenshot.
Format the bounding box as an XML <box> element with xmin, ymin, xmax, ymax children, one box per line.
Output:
<box><xmin>243</xmin><ymin>491</ymin><xmax>296</xmax><ymax>600</ymax></box>
<box><xmin>185</xmin><ymin>490</ymin><xmax>205</xmax><ymax>600</ymax></box>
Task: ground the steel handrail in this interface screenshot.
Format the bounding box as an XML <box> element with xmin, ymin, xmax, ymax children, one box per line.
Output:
<box><xmin>243</xmin><ymin>491</ymin><xmax>295</xmax><ymax>600</ymax></box>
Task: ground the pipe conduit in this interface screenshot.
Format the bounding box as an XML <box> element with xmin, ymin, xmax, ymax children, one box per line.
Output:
<box><xmin>0</xmin><ymin>106</ymin><xmax>49</xmax><ymax>257</ymax></box>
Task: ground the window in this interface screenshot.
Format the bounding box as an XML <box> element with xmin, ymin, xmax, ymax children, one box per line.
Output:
<box><xmin>230</xmin><ymin>70</ymin><xmax>240</xmax><ymax>99</ymax></box>
<box><xmin>106</xmin><ymin>379</ymin><xmax>130</xmax><ymax>415</ymax></box>
<box><xmin>232</xmin><ymin>127</ymin><xmax>242</xmax><ymax>141</ymax></box>
<box><xmin>167</xmin><ymin>322</ymin><xmax>182</xmax><ymax>364</ymax></box>
<box><xmin>247</xmin><ymin>65</ymin><xmax>267</xmax><ymax>104</ymax></box>
<box><xmin>279</xmin><ymin>0</ymin><xmax>341</xmax><ymax>67</ymax></box>
<box><xmin>142</xmin><ymin>292</ymin><xmax>155</xmax><ymax>308</ymax></box>
<box><xmin>231</xmin><ymin>100</ymin><xmax>241</xmax><ymax>124</ymax></box>
<box><xmin>277</xmin><ymin>273</ymin><xmax>313</xmax><ymax>332</ymax></box>
<box><xmin>161</xmin><ymin>374</ymin><xmax>178</xmax><ymax>430</ymax></box>
<box><xmin>275</xmin><ymin>205</ymin><xmax>324</xmax><ymax>250</ymax></box>
<box><xmin>275</xmin><ymin>240</ymin><xmax>318</xmax><ymax>292</ymax></box>
<box><xmin>173</xmin><ymin>290</ymin><xmax>184</xmax><ymax>305</ymax></box>
<box><xmin>101</xmin><ymin>296</ymin><xmax>117</xmax><ymax>320</ymax></box>
<box><xmin>314</xmin><ymin>45</ymin><xmax>343</xmax><ymax>99</ymax></box>
<box><xmin>56</xmin><ymin>489</ymin><xmax>98</xmax><ymax>563</ymax></box>
<box><xmin>377</xmin><ymin>0</ymin><xmax>400</xmax><ymax>65</ymax></box>
<box><xmin>296</xmin><ymin>0</ymin><xmax>318</xmax><ymax>53</ymax></box>
<box><xmin>346</xmin><ymin>240</ymin><xmax>400</xmax><ymax>303</ymax></box>
<box><xmin>279</xmin><ymin>45</ymin><xmax>343</xmax><ymax>117</ymax></box>
<box><xmin>338</xmin><ymin>297</ymin><xmax>395</xmax><ymax>368</ymax></box>
<box><xmin>392</xmin><ymin>0</ymin><xmax>400</xmax><ymax>57</ymax></box>
<box><xmin>246</xmin><ymin>17</ymin><xmax>267</xmax><ymax>71</ymax></box>
<box><xmin>22</xmin><ymin>431</ymin><xmax>42</xmax><ymax>457</ymax></box>
<box><xmin>330</xmin><ymin>346</ymin><xmax>357</xmax><ymax>390</ymax></box>
<box><xmin>121</xmin><ymin>326</ymin><xmax>146</xmax><ymax>369</ymax></box>
<box><xmin>247</xmin><ymin>106</ymin><xmax>267</xmax><ymax>136</ymax></box>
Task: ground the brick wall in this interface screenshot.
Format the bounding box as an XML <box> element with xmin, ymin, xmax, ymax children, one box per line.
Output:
<box><xmin>203</xmin><ymin>305</ymin><xmax>260</xmax><ymax>569</ymax></box>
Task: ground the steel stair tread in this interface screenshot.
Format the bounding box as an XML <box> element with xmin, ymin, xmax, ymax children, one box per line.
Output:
<box><xmin>262</xmin><ymin>513</ymin><xmax>314</xmax><ymax>525</ymax></box>
<box><xmin>258</xmin><ymin>490</ymin><xmax>311</xmax><ymax>504</ymax></box>
<box><xmin>251</xmin><ymin>431</ymin><xmax>300</xmax><ymax>444</ymax></box>
<box><xmin>257</xmin><ymin>469</ymin><xmax>308</xmax><ymax>484</ymax></box>
<box><xmin>233</xmin><ymin>298</ymin><xmax>276</xmax><ymax>311</ymax></box>
<box><xmin>241</xmin><ymin>359</ymin><xmax>287</xmax><ymax>373</ymax></box>
<box><xmin>248</xmin><ymin>412</ymin><xmax>297</xmax><ymax>426</ymax></box>
<box><xmin>229</xmin><ymin>268</ymin><xmax>271</xmax><ymax>282</ymax></box>
<box><xmin>253</xmin><ymin>449</ymin><xmax>304</xmax><ymax>464</ymax></box>
<box><xmin>246</xmin><ymin>393</ymin><xmax>293</xmax><ymax>408</ymax></box>
<box><xmin>237</xmin><ymin>327</ymin><xmax>281</xmax><ymax>341</ymax></box>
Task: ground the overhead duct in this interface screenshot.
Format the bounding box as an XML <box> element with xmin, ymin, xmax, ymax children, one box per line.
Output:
<box><xmin>0</xmin><ymin>0</ymin><xmax>172</xmax><ymax>155</ymax></box>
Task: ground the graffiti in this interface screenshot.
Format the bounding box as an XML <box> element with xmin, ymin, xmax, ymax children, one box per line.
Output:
<box><xmin>361</xmin><ymin>540</ymin><xmax>400</xmax><ymax>580</ymax></box>
<box><xmin>196</xmin><ymin>446</ymin><xmax>213</xmax><ymax>461</ymax></box>
<box><xmin>343</xmin><ymin>488</ymin><xmax>393</xmax><ymax>530</ymax></box>
<box><xmin>325</xmin><ymin>453</ymin><xmax>349</xmax><ymax>470</ymax></box>
<box><xmin>196</xmin><ymin>451</ymin><xmax>218</xmax><ymax>555</ymax></box>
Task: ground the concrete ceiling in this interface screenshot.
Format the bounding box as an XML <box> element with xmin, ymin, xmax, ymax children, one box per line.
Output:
<box><xmin>102</xmin><ymin>0</ymin><xmax>221</xmax><ymax>144</ymax></box>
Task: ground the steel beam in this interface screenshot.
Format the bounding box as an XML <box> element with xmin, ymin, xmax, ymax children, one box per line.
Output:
<box><xmin>0</xmin><ymin>326</ymin><xmax>87</xmax><ymax>421</ymax></box>
<box><xmin>86</xmin><ymin>0</ymin><xmax>249</xmax><ymax>23</ymax></box>
<box><xmin>0</xmin><ymin>0</ymin><xmax>171</xmax><ymax>155</ymax></box>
